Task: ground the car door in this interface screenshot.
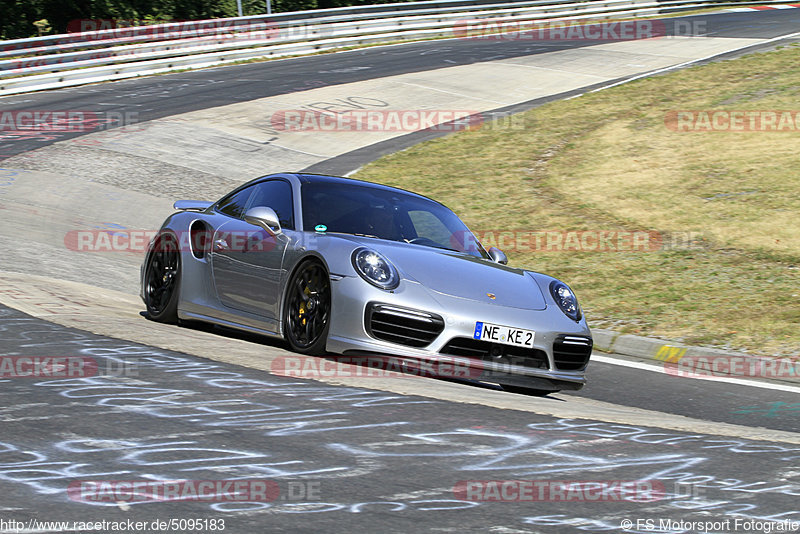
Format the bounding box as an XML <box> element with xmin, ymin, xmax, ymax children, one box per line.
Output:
<box><xmin>211</xmin><ymin>179</ymin><xmax>294</xmax><ymax>320</ymax></box>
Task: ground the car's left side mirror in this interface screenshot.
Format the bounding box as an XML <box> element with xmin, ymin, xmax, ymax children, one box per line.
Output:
<box><xmin>488</xmin><ymin>247</ymin><xmax>508</xmax><ymax>265</ymax></box>
<box><xmin>244</xmin><ymin>206</ymin><xmax>281</xmax><ymax>235</ymax></box>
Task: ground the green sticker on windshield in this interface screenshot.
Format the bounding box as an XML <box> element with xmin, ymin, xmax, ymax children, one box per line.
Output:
<box><xmin>315</xmin><ymin>224</ymin><xmax>327</xmax><ymax>233</ymax></box>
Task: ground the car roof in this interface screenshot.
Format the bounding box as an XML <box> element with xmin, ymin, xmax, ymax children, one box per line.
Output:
<box><xmin>294</xmin><ymin>173</ymin><xmax>447</xmax><ymax>206</ymax></box>
<box><xmin>297</xmin><ymin>173</ymin><xmax>418</xmax><ymax>195</ymax></box>
<box><xmin>219</xmin><ymin>173</ymin><xmax>449</xmax><ymax>211</ymax></box>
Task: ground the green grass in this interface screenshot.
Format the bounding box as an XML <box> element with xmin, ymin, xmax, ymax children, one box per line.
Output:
<box><xmin>353</xmin><ymin>43</ymin><xmax>800</xmax><ymax>357</ymax></box>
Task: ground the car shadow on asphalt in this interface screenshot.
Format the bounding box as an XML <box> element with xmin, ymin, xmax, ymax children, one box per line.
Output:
<box><xmin>141</xmin><ymin>310</ymin><xmax>566</xmax><ymax>399</ymax></box>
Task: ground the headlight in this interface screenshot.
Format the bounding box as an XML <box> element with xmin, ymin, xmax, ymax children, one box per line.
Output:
<box><xmin>352</xmin><ymin>248</ymin><xmax>399</xmax><ymax>290</ymax></box>
<box><xmin>549</xmin><ymin>280</ymin><xmax>581</xmax><ymax>321</ymax></box>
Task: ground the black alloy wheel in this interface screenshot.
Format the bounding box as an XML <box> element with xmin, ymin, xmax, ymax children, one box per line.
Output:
<box><xmin>284</xmin><ymin>260</ymin><xmax>331</xmax><ymax>355</ymax></box>
<box><xmin>144</xmin><ymin>233</ymin><xmax>181</xmax><ymax>323</ymax></box>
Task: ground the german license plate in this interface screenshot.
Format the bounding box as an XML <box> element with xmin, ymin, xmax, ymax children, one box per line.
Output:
<box><xmin>473</xmin><ymin>321</ymin><xmax>535</xmax><ymax>348</ymax></box>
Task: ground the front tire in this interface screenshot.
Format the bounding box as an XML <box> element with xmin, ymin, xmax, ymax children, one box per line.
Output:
<box><xmin>284</xmin><ymin>259</ymin><xmax>331</xmax><ymax>355</ymax></box>
<box><xmin>143</xmin><ymin>233</ymin><xmax>181</xmax><ymax>323</ymax></box>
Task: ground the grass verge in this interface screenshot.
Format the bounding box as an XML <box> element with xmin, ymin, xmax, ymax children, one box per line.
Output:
<box><xmin>353</xmin><ymin>43</ymin><xmax>800</xmax><ymax>357</ymax></box>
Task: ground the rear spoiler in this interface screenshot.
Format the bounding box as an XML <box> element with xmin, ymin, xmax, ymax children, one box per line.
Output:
<box><xmin>173</xmin><ymin>200</ymin><xmax>213</xmax><ymax>212</ymax></box>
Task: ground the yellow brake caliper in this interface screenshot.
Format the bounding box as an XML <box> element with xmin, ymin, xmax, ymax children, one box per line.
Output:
<box><xmin>298</xmin><ymin>285</ymin><xmax>311</xmax><ymax>325</ymax></box>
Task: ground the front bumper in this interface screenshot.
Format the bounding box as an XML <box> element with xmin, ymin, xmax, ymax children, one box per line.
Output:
<box><xmin>326</xmin><ymin>275</ymin><xmax>592</xmax><ymax>391</ymax></box>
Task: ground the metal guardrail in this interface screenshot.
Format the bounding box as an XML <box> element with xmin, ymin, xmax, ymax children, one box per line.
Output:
<box><xmin>0</xmin><ymin>0</ymin><xmax>639</xmax><ymax>61</ymax></box>
<box><xmin>0</xmin><ymin>0</ymin><xmax>654</xmax><ymax>75</ymax></box>
<box><xmin>0</xmin><ymin>0</ymin><xmax>591</xmax><ymax>54</ymax></box>
<box><xmin>0</xmin><ymin>0</ymin><xmax>789</xmax><ymax>96</ymax></box>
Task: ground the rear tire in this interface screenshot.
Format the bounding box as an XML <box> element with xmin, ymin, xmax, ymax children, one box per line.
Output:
<box><xmin>284</xmin><ymin>259</ymin><xmax>331</xmax><ymax>355</ymax></box>
<box><xmin>143</xmin><ymin>233</ymin><xmax>181</xmax><ymax>323</ymax></box>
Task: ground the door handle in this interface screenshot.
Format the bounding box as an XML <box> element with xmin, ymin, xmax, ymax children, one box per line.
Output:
<box><xmin>214</xmin><ymin>239</ymin><xmax>229</xmax><ymax>252</ymax></box>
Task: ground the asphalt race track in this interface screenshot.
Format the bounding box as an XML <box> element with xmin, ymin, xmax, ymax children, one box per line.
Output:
<box><xmin>0</xmin><ymin>305</ymin><xmax>798</xmax><ymax>533</ymax></box>
<box><xmin>0</xmin><ymin>8</ymin><xmax>799</xmax><ymax>534</ymax></box>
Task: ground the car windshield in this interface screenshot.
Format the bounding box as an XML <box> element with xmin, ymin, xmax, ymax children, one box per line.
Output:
<box><xmin>301</xmin><ymin>181</ymin><xmax>489</xmax><ymax>259</ymax></box>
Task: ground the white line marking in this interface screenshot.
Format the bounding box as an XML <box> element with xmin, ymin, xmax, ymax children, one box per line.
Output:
<box><xmin>588</xmin><ymin>30</ymin><xmax>800</xmax><ymax>94</ymax></box>
<box><xmin>268</xmin><ymin>143</ymin><xmax>332</xmax><ymax>158</ymax></box>
<box><xmin>494</xmin><ymin>61</ymin><xmax>608</xmax><ymax>78</ymax></box>
<box><xmin>398</xmin><ymin>81</ymin><xmax>508</xmax><ymax>104</ymax></box>
<box><xmin>592</xmin><ymin>353</ymin><xmax>800</xmax><ymax>393</ymax></box>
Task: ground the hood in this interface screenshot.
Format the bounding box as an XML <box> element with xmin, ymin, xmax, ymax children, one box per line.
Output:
<box><xmin>338</xmin><ymin>235</ymin><xmax>547</xmax><ymax>311</ymax></box>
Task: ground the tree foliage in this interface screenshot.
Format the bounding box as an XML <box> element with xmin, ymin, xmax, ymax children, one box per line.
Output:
<box><xmin>0</xmin><ymin>0</ymin><xmax>412</xmax><ymax>40</ymax></box>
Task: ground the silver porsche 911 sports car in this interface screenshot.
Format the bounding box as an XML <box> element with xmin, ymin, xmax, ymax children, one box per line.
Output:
<box><xmin>141</xmin><ymin>173</ymin><xmax>592</xmax><ymax>394</ymax></box>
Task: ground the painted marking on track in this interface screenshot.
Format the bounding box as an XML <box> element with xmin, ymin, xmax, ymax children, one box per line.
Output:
<box><xmin>587</xmin><ymin>29</ymin><xmax>800</xmax><ymax>95</ymax></box>
<box><xmin>654</xmin><ymin>345</ymin><xmax>688</xmax><ymax>363</ymax></box>
<box><xmin>592</xmin><ymin>353</ymin><xmax>800</xmax><ymax>393</ymax></box>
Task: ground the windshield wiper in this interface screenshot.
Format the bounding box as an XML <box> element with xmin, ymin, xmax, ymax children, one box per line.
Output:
<box><xmin>426</xmin><ymin>243</ymin><xmax>460</xmax><ymax>253</ymax></box>
<box><xmin>325</xmin><ymin>231</ymin><xmax>380</xmax><ymax>239</ymax></box>
<box><xmin>349</xmin><ymin>233</ymin><xmax>379</xmax><ymax>239</ymax></box>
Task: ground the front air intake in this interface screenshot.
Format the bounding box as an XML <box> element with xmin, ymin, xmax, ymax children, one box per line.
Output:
<box><xmin>440</xmin><ymin>337</ymin><xmax>549</xmax><ymax>370</ymax></box>
<box><xmin>365</xmin><ymin>303</ymin><xmax>444</xmax><ymax>348</ymax></box>
<box><xmin>553</xmin><ymin>335</ymin><xmax>593</xmax><ymax>371</ymax></box>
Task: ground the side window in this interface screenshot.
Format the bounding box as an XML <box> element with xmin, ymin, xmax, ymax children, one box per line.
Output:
<box><xmin>247</xmin><ymin>180</ymin><xmax>295</xmax><ymax>230</ymax></box>
<box><xmin>215</xmin><ymin>186</ymin><xmax>255</xmax><ymax>219</ymax></box>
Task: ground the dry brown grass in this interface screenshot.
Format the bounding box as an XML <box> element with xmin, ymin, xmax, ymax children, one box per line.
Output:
<box><xmin>354</xmin><ymin>44</ymin><xmax>800</xmax><ymax>357</ymax></box>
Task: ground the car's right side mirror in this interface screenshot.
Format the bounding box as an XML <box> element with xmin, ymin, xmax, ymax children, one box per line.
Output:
<box><xmin>488</xmin><ymin>247</ymin><xmax>508</xmax><ymax>265</ymax></box>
